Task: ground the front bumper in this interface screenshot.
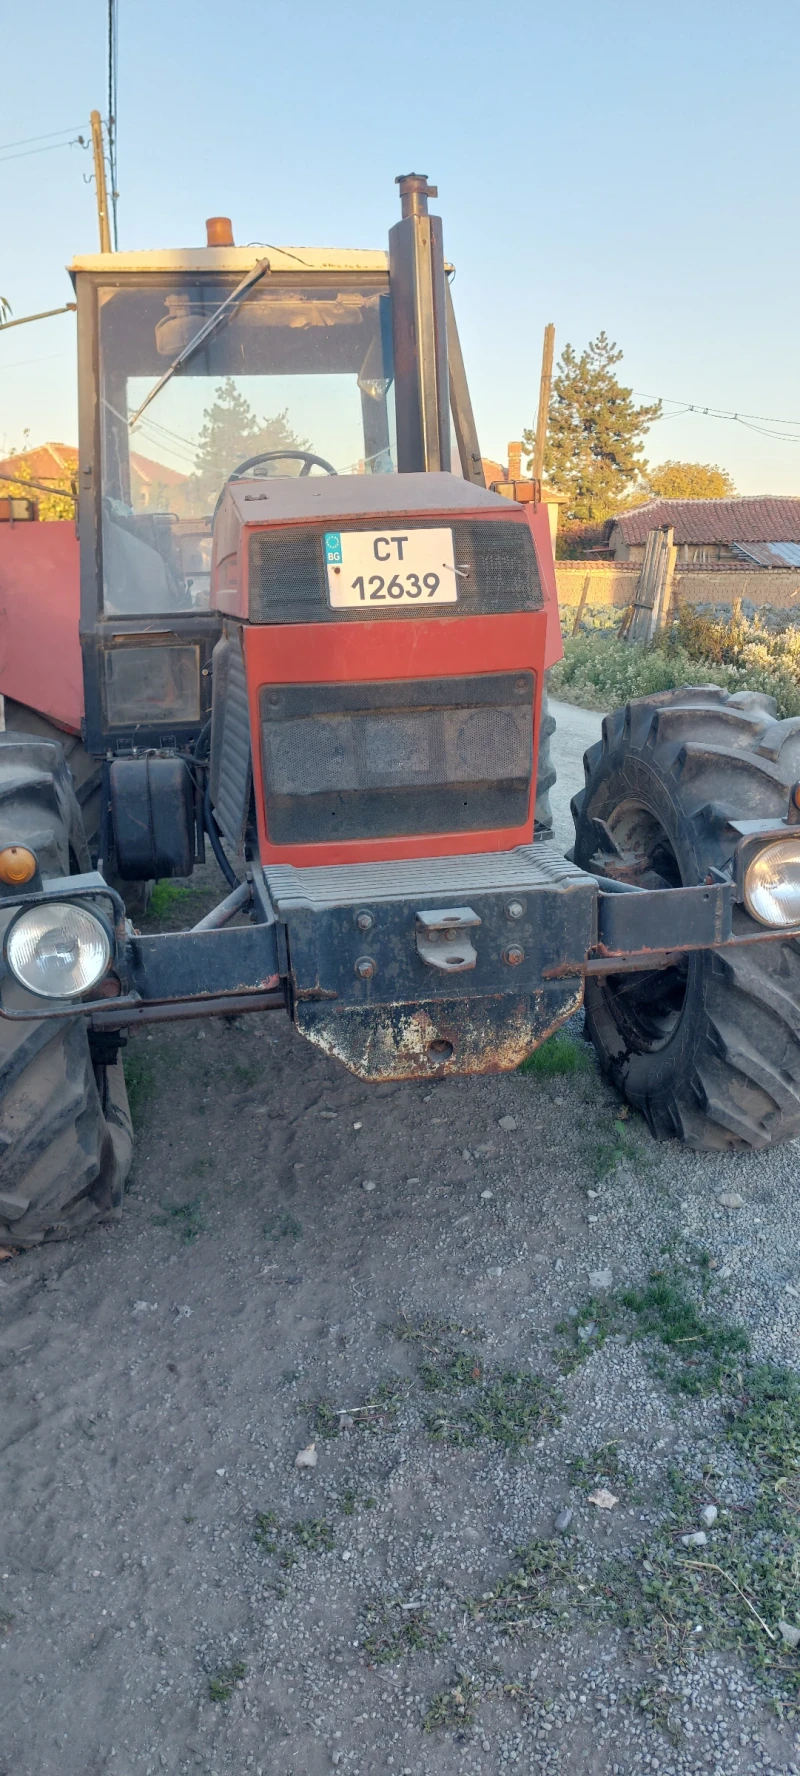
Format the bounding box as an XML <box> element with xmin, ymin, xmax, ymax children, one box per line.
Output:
<box><xmin>0</xmin><ymin>836</ymin><xmax>791</xmax><ymax>1081</ymax></box>
<box><xmin>263</xmin><ymin>845</ymin><xmax>596</xmax><ymax>1077</ymax></box>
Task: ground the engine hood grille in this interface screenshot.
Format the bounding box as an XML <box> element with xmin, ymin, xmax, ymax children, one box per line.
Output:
<box><xmin>260</xmin><ymin>670</ymin><xmax>534</xmax><ymax>845</ymax></box>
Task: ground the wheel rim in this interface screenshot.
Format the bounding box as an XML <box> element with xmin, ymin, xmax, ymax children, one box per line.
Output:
<box><xmin>598</xmin><ymin>800</ymin><xmax>689</xmax><ymax>1054</ymax></box>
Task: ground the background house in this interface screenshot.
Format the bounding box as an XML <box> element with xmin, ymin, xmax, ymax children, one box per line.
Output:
<box><xmin>606</xmin><ymin>496</ymin><xmax>800</xmax><ymax>566</ymax></box>
<box><xmin>0</xmin><ymin>441</ymin><xmax>188</xmax><ymax>515</ymax></box>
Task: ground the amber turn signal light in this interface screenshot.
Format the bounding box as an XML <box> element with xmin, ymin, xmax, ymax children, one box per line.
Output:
<box><xmin>792</xmin><ymin>781</ymin><xmax>800</xmax><ymax>812</ymax></box>
<box><xmin>0</xmin><ymin>845</ymin><xmax>37</xmax><ymax>886</ymax></box>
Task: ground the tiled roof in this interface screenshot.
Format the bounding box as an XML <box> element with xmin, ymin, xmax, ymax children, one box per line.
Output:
<box><xmin>0</xmin><ymin>442</ymin><xmax>186</xmax><ymax>488</ymax></box>
<box><xmin>0</xmin><ymin>442</ymin><xmax>77</xmax><ymax>479</ymax></box>
<box><xmin>612</xmin><ymin>497</ymin><xmax>800</xmax><ymax>546</ymax></box>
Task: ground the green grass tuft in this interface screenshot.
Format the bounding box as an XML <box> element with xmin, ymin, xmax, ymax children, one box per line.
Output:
<box><xmin>152</xmin><ymin>1196</ymin><xmax>206</xmax><ymax>1243</ymax></box>
<box><xmin>264</xmin><ymin>1210</ymin><xmax>303</xmax><ymax>1243</ymax></box>
<box><xmin>424</xmin><ymin>1366</ymin><xmax>561</xmax><ymax>1450</ymax></box>
<box><xmin>123</xmin><ymin>1050</ymin><xmax>155</xmax><ymax>1128</ymax></box>
<box><xmin>362</xmin><ymin>1600</ymin><xmax>448</xmax><ymax>1664</ymax></box>
<box><xmin>423</xmin><ymin>1675</ymin><xmax>480</xmax><ymax>1731</ymax></box>
<box><xmin>148</xmin><ymin>880</ymin><xmax>201</xmax><ymax>920</ymax></box>
<box><xmin>728</xmin><ymin>1364</ymin><xmax>800</xmax><ymax>1475</ymax></box>
<box><xmin>208</xmin><ymin>1660</ymin><xmax>246</xmax><ymax>1702</ymax></box>
<box><xmin>557</xmin><ymin>1264</ymin><xmax>748</xmax><ymax>1394</ymax></box>
<box><xmin>519</xmin><ymin>1033</ymin><xmax>593</xmax><ymax>1077</ymax></box>
<box><xmin>290</xmin><ymin>1517</ymin><xmax>335</xmax><ymax>1554</ymax></box>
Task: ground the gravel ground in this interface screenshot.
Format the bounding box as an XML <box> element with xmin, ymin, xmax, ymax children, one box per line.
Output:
<box><xmin>2</xmin><ymin>701</ymin><xmax>800</xmax><ymax>1776</ymax></box>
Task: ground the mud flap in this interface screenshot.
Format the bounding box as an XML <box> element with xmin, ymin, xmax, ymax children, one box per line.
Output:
<box><xmin>293</xmin><ymin>984</ymin><xmax>584</xmax><ymax>1081</ymax></box>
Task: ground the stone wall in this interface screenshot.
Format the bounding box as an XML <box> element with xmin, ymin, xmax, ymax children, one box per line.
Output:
<box><xmin>554</xmin><ymin>561</ymin><xmax>800</xmax><ymax>627</ymax></box>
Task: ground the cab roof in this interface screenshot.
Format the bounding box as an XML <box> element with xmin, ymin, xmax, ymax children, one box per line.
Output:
<box><xmin>68</xmin><ymin>246</ymin><xmax>390</xmax><ymax>275</ymax></box>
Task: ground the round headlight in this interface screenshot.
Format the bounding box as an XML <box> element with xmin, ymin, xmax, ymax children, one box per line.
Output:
<box><xmin>743</xmin><ymin>838</ymin><xmax>800</xmax><ymax>928</ymax></box>
<box><xmin>5</xmin><ymin>902</ymin><xmax>111</xmax><ymax>999</ymax></box>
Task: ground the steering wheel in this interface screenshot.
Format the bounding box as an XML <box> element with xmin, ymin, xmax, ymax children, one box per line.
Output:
<box><xmin>229</xmin><ymin>449</ymin><xmax>338</xmax><ymax>479</ymax></box>
<box><xmin>212</xmin><ymin>449</ymin><xmax>338</xmax><ymax>525</ymax></box>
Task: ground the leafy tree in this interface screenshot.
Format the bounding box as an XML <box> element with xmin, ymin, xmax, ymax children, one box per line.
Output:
<box><xmin>0</xmin><ymin>296</ymin><xmax>11</xmax><ymax>323</ymax></box>
<box><xmin>524</xmin><ymin>333</ymin><xmax>660</xmax><ymax>521</ymax></box>
<box><xmin>645</xmin><ymin>459</ymin><xmax>736</xmax><ymax>500</ymax></box>
<box><xmin>188</xmin><ymin>378</ymin><xmax>308</xmax><ymax>510</ymax></box>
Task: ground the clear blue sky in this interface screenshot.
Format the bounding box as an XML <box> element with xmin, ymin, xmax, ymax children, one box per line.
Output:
<box><xmin>2</xmin><ymin>0</ymin><xmax>799</xmax><ymax>492</ymax></box>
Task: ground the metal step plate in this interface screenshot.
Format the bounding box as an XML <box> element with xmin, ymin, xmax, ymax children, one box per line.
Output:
<box><xmin>264</xmin><ymin>842</ymin><xmax>591</xmax><ymax>914</ymax></box>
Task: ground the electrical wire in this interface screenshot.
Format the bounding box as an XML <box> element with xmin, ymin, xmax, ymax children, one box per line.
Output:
<box><xmin>0</xmin><ymin>124</ymin><xmax>85</xmax><ymax>153</ymax></box>
<box><xmin>636</xmin><ymin>391</ymin><xmax>800</xmax><ymax>445</ymax></box>
<box><xmin>0</xmin><ymin>133</ymin><xmax>88</xmax><ymax>166</ymax></box>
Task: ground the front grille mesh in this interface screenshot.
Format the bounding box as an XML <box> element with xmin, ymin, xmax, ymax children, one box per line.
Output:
<box><xmin>260</xmin><ymin>671</ymin><xmax>534</xmax><ymax>844</ymax></box>
<box><xmin>248</xmin><ymin>517</ymin><xmax>542</xmax><ymax>624</ymax></box>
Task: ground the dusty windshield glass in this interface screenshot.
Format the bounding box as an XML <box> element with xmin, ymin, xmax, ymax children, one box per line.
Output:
<box><xmin>97</xmin><ymin>276</ymin><xmax>395</xmax><ymax>613</ymax></box>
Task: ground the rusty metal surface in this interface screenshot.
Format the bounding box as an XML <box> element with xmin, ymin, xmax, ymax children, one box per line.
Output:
<box><xmin>595</xmin><ymin>881</ymin><xmax>732</xmax><ymax>953</ymax></box>
<box><xmin>89</xmin><ymin>989</ymin><xmax>284</xmax><ymax>1028</ymax></box>
<box><xmin>293</xmin><ymin>985</ymin><xmax>584</xmax><ymax>1081</ymax></box>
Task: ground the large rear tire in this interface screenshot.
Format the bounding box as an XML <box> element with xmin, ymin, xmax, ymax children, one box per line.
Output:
<box><xmin>0</xmin><ymin>732</ymin><xmax>133</xmax><ymax>1245</ymax></box>
<box><xmin>572</xmin><ymin>685</ymin><xmax>800</xmax><ymax>1151</ymax></box>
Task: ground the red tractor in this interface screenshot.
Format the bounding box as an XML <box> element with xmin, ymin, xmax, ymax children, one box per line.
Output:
<box><xmin>3</xmin><ymin>173</ymin><xmax>800</xmax><ymax>1250</ymax></box>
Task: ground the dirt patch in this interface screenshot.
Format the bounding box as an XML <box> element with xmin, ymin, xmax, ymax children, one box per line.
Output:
<box><xmin>3</xmin><ymin>740</ymin><xmax>800</xmax><ymax>1774</ymax></box>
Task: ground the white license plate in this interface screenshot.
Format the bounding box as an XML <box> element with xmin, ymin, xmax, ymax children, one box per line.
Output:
<box><xmin>324</xmin><ymin>527</ymin><xmax>458</xmax><ymax>608</ymax></box>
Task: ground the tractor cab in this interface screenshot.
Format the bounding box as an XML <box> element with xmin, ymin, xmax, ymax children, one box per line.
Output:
<box><xmin>70</xmin><ymin>175</ymin><xmax>499</xmax><ymax>759</ymax></box>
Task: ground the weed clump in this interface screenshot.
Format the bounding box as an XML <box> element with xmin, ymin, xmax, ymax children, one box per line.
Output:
<box><xmin>424</xmin><ymin>1365</ymin><xmax>561</xmax><ymax>1450</ymax></box>
<box><xmin>208</xmin><ymin>1660</ymin><xmax>246</xmax><ymax>1702</ymax></box>
<box><xmin>306</xmin><ymin>1378</ymin><xmax>407</xmax><ymax>1440</ymax></box>
<box><xmin>392</xmin><ymin>1317</ymin><xmax>560</xmax><ymax>1450</ymax></box>
<box><xmin>519</xmin><ymin>1033</ymin><xmax>593</xmax><ymax>1078</ymax></box>
<box><xmin>147</xmin><ymin>880</ymin><xmax>204</xmax><ymax>922</ymax></box>
<box><xmin>424</xmin><ymin>1675</ymin><xmax>480</xmax><ymax>1731</ymax></box>
<box><xmin>152</xmin><ymin>1197</ymin><xmax>206</xmax><ymax>1243</ymax></box>
<box><xmin>291</xmin><ymin>1517</ymin><xmax>335</xmax><ymax>1554</ymax></box>
<box><xmin>264</xmin><ymin>1210</ymin><xmax>303</xmax><ymax>1243</ymax></box>
<box><xmin>557</xmin><ymin>1264</ymin><xmax>748</xmax><ymax>1394</ymax></box>
<box><xmin>362</xmin><ymin>1599</ymin><xmax>448</xmax><ymax>1664</ymax></box>
<box><xmin>468</xmin><ymin>1538</ymin><xmax>574</xmax><ymax>1631</ymax></box>
<box><xmin>123</xmin><ymin>1049</ymin><xmax>155</xmax><ymax>1128</ymax></box>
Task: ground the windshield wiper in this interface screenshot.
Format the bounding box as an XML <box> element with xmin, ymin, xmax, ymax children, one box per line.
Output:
<box><xmin>128</xmin><ymin>258</ymin><xmax>270</xmax><ymax>430</ymax></box>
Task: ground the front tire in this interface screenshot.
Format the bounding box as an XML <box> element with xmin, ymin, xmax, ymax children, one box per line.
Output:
<box><xmin>0</xmin><ymin>1018</ymin><xmax>132</xmax><ymax>1246</ymax></box>
<box><xmin>572</xmin><ymin>685</ymin><xmax>800</xmax><ymax>1151</ymax></box>
<box><xmin>0</xmin><ymin>731</ymin><xmax>133</xmax><ymax>1245</ymax></box>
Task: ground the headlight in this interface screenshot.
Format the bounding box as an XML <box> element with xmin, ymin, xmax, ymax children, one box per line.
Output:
<box><xmin>743</xmin><ymin>838</ymin><xmax>800</xmax><ymax>927</ymax></box>
<box><xmin>5</xmin><ymin>902</ymin><xmax>111</xmax><ymax>999</ymax></box>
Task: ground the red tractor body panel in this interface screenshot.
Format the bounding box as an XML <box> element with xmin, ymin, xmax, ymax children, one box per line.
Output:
<box><xmin>0</xmin><ymin>521</ymin><xmax>83</xmax><ymax>731</ymax></box>
<box><xmin>245</xmin><ymin>608</ymin><xmax>547</xmax><ymax>866</ymax></box>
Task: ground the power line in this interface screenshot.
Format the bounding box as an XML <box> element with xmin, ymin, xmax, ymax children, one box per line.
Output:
<box><xmin>0</xmin><ymin>124</ymin><xmax>85</xmax><ymax>153</ymax></box>
<box><xmin>637</xmin><ymin>391</ymin><xmax>800</xmax><ymax>445</ymax></box>
<box><xmin>0</xmin><ymin>133</ymin><xmax>88</xmax><ymax>167</ymax></box>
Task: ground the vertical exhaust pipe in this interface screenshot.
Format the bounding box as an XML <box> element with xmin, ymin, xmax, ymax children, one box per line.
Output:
<box><xmin>389</xmin><ymin>174</ymin><xmax>451</xmax><ymax>474</ymax></box>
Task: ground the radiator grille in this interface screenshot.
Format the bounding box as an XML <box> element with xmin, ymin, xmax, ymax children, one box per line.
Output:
<box><xmin>260</xmin><ymin>672</ymin><xmax>534</xmax><ymax>844</ymax></box>
<box><xmin>248</xmin><ymin>517</ymin><xmax>542</xmax><ymax>625</ymax></box>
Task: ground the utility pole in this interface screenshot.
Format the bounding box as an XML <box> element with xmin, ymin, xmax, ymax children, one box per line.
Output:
<box><xmin>90</xmin><ymin>110</ymin><xmax>112</xmax><ymax>253</ymax></box>
<box><xmin>531</xmin><ymin>322</ymin><xmax>555</xmax><ymax>483</ymax></box>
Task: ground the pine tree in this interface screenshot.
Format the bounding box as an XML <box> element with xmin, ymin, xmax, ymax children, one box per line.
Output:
<box><xmin>189</xmin><ymin>379</ymin><xmax>307</xmax><ymax>508</ymax></box>
<box><xmin>523</xmin><ymin>333</ymin><xmax>660</xmax><ymax>521</ymax></box>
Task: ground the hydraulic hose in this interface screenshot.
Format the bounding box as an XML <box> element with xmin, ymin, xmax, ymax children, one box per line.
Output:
<box><xmin>203</xmin><ymin>781</ymin><xmax>239</xmax><ymax>890</ymax></box>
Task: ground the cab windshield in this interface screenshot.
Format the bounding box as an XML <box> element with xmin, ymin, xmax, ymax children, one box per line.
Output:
<box><xmin>97</xmin><ymin>273</ymin><xmax>396</xmax><ymax>613</ymax></box>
